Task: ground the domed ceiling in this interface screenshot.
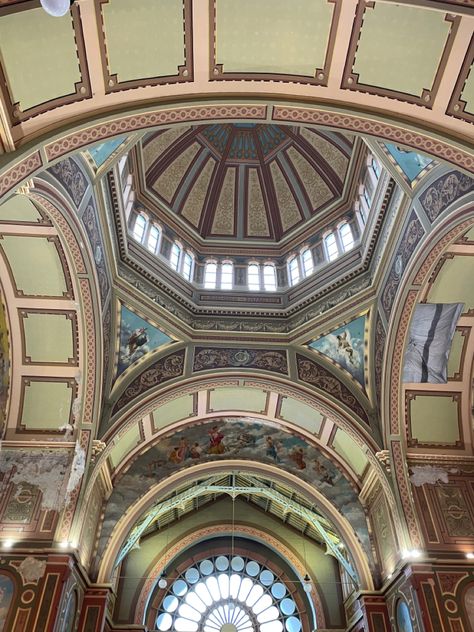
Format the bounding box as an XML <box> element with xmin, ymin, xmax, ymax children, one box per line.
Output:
<box><xmin>140</xmin><ymin>124</ymin><xmax>355</xmax><ymax>243</ymax></box>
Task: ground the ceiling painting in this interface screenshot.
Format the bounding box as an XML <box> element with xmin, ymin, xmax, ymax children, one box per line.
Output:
<box><xmin>308</xmin><ymin>315</ymin><xmax>367</xmax><ymax>389</ymax></box>
<box><xmin>86</xmin><ymin>136</ymin><xmax>127</xmax><ymax>168</ymax></box>
<box><xmin>100</xmin><ymin>417</ymin><xmax>372</xmax><ymax>565</ymax></box>
<box><xmin>115</xmin><ymin>304</ymin><xmax>175</xmax><ymax>380</ymax></box>
<box><xmin>141</xmin><ymin>124</ymin><xmax>353</xmax><ymax>243</ymax></box>
<box><xmin>381</xmin><ymin>143</ymin><xmax>435</xmax><ymax>187</ymax></box>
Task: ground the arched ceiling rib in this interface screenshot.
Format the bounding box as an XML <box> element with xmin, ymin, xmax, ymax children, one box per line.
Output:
<box><xmin>0</xmin><ymin>0</ymin><xmax>472</xmax><ymax>156</ymax></box>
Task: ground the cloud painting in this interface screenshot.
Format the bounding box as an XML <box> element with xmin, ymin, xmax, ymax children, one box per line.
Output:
<box><xmin>98</xmin><ymin>418</ymin><xmax>372</xmax><ymax>568</ymax></box>
<box><xmin>308</xmin><ymin>315</ymin><xmax>366</xmax><ymax>387</ymax></box>
<box><xmin>117</xmin><ymin>305</ymin><xmax>174</xmax><ymax>377</ymax></box>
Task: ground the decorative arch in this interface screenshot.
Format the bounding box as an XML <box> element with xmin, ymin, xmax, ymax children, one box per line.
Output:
<box><xmin>0</xmin><ymin>179</ymin><xmax>103</xmax><ymax>543</ymax></box>
<box><xmin>1</xmin><ymin>103</ymin><xmax>473</xmax><ymax>213</ymax></box>
<box><xmin>137</xmin><ymin>525</ymin><xmax>326</xmax><ymax>629</ymax></box>
<box><xmin>383</xmin><ymin>201</ymin><xmax>474</xmax><ymax>548</ymax></box>
<box><xmin>97</xmin><ymin>459</ymin><xmax>375</xmax><ymax>591</ymax></box>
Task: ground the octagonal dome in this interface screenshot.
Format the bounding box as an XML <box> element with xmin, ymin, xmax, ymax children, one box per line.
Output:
<box><xmin>140</xmin><ymin>123</ymin><xmax>355</xmax><ymax>243</ymax></box>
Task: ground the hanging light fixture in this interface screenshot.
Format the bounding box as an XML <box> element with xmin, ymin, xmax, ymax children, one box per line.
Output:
<box><xmin>40</xmin><ymin>0</ymin><xmax>75</xmax><ymax>17</ymax></box>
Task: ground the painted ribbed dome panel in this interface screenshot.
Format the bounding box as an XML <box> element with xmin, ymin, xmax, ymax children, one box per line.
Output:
<box><xmin>142</xmin><ymin>124</ymin><xmax>352</xmax><ymax>242</ymax></box>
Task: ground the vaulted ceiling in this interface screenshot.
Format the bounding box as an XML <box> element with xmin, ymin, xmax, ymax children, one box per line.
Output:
<box><xmin>0</xmin><ymin>3</ymin><xmax>473</xmax><ymax>630</ymax></box>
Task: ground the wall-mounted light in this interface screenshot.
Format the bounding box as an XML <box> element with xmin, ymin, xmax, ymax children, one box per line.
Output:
<box><xmin>2</xmin><ymin>539</ymin><xmax>14</xmax><ymax>549</ymax></box>
<box><xmin>466</xmin><ymin>552</ymin><xmax>474</xmax><ymax>560</ymax></box>
<box><xmin>40</xmin><ymin>0</ymin><xmax>75</xmax><ymax>17</ymax></box>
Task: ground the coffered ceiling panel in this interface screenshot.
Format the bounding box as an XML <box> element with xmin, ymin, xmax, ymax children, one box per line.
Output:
<box><xmin>427</xmin><ymin>255</ymin><xmax>474</xmax><ymax>312</ymax></box>
<box><xmin>212</xmin><ymin>0</ymin><xmax>336</xmax><ymax>82</ymax></box>
<box><xmin>20</xmin><ymin>378</ymin><xmax>75</xmax><ymax>432</ymax></box>
<box><xmin>345</xmin><ymin>3</ymin><xmax>458</xmax><ymax>106</ymax></box>
<box><xmin>20</xmin><ymin>311</ymin><xmax>76</xmax><ymax>365</ymax></box>
<box><xmin>98</xmin><ymin>0</ymin><xmax>192</xmax><ymax>91</ymax></box>
<box><xmin>407</xmin><ymin>392</ymin><xmax>461</xmax><ymax>448</ymax></box>
<box><xmin>0</xmin><ymin>235</ymin><xmax>71</xmax><ymax>298</ymax></box>
<box><xmin>0</xmin><ymin>4</ymin><xmax>89</xmax><ymax>123</ymax></box>
<box><xmin>331</xmin><ymin>427</ymin><xmax>368</xmax><ymax>477</ymax></box>
<box><xmin>0</xmin><ymin>195</ymin><xmax>43</xmax><ymax>223</ymax></box>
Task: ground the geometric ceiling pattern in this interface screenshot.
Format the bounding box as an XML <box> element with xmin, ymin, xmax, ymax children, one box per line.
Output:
<box><xmin>0</xmin><ymin>2</ymin><xmax>473</xmax><ymax>632</ymax></box>
<box><xmin>142</xmin><ymin>124</ymin><xmax>353</xmax><ymax>242</ymax></box>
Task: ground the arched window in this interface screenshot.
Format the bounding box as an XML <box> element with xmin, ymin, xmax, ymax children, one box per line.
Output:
<box><xmin>204</xmin><ymin>262</ymin><xmax>217</xmax><ymax>289</ymax></box>
<box><xmin>324</xmin><ymin>233</ymin><xmax>339</xmax><ymax>262</ymax></box>
<box><xmin>301</xmin><ymin>248</ymin><xmax>314</xmax><ymax>277</ymax></box>
<box><xmin>155</xmin><ymin>554</ymin><xmax>304</xmax><ymax>632</ymax></box>
<box><xmin>182</xmin><ymin>251</ymin><xmax>194</xmax><ymax>281</ymax></box>
<box><xmin>369</xmin><ymin>154</ymin><xmax>381</xmax><ymax>179</ymax></box>
<box><xmin>248</xmin><ymin>263</ymin><xmax>260</xmax><ymax>291</ymax></box>
<box><xmin>287</xmin><ymin>257</ymin><xmax>300</xmax><ymax>286</ymax></box>
<box><xmin>147</xmin><ymin>224</ymin><xmax>161</xmax><ymax>254</ymax></box>
<box><xmin>221</xmin><ymin>262</ymin><xmax>233</xmax><ymax>290</ymax></box>
<box><xmin>339</xmin><ymin>222</ymin><xmax>354</xmax><ymax>252</ymax></box>
<box><xmin>263</xmin><ymin>264</ymin><xmax>277</xmax><ymax>291</ymax></box>
<box><xmin>170</xmin><ymin>242</ymin><xmax>182</xmax><ymax>271</ymax></box>
<box><xmin>132</xmin><ymin>214</ymin><xmax>147</xmax><ymax>243</ymax></box>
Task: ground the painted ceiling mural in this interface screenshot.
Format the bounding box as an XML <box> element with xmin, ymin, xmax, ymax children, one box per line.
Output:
<box><xmin>381</xmin><ymin>143</ymin><xmax>434</xmax><ymax>187</ymax></box>
<box><xmin>141</xmin><ymin>124</ymin><xmax>353</xmax><ymax>242</ymax></box>
<box><xmin>87</xmin><ymin>136</ymin><xmax>127</xmax><ymax>168</ymax></box>
<box><xmin>99</xmin><ymin>418</ymin><xmax>372</xmax><ymax>566</ymax></box>
<box><xmin>307</xmin><ymin>315</ymin><xmax>366</xmax><ymax>389</ymax></box>
<box><xmin>115</xmin><ymin>304</ymin><xmax>175</xmax><ymax>379</ymax></box>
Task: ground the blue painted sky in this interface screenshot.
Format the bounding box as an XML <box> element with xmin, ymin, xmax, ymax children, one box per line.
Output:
<box><xmin>385</xmin><ymin>143</ymin><xmax>433</xmax><ymax>183</ymax></box>
<box><xmin>309</xmin><ymin>315</ymin><xmax>366</xmax><ymax>387</ymax></box>
<box><xmin>88</xmin><ymin>136</ymin><xmax>126</xmax><ymax>167</ymax></box>
<box><xmin>117</xmin><ymin>305</ymin><xmax>173</xmax><ymax>377</ymax></box>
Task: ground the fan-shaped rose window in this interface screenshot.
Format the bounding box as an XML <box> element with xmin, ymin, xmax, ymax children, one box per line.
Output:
<box><xmin>156</xmin><ymin>555</ymin><xmax>303</xmax><ymax>632</ymax></box>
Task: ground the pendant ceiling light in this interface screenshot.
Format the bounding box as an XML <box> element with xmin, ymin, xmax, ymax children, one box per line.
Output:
<box><xmin>40</xmin><ymin>0</ymin><xmax>75</xmax><ymax>17</ymax></box>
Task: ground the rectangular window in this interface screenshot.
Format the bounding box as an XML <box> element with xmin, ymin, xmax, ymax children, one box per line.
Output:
<box><xmin>325</xmin><ymin>233</ymin><xmax>339</xmax><ymax>262</ymax></box>
<box><xmin>221</xmin><ymin>263</ymin><xmax>233</xmax><ymax>290</ymax></box>
<box><xmin>263</xmin><ymin>265</ymin><xmax>277</xmax><ymax>291</ymax></box>
<box><xmin>301</xmin><ymin>249</ymin><xmax>314</xmax><ymax>277</ymax></box>
<box><xmin>339</xmin><ymin>223</ymin><xmax>354</xmax><ymax>252</ymax></box>
<box><xmin>248</xmin><ymin>264</ymin><xmax>260</xmax><ymax>291</ymax></box>
<box><xmin>182</xmin><ymin>252</ymin><xmax>193</xmax><ymax>281</ymax></box>
<box><xmin>147</xmin><ymin>226</ymin><xmax>160</xmax><ymax>253</ymax></box>
<box><xmin>132</xmin><ymin>214</ymin><xmax>146</xmax><ymax>243</ymax></box>
<box><xmin>370</xmin><ymin>156</ymin><xmax>381</xmax><ymax>179</ymax></box>
<box><xmin>204</xmin><ymin>262</ymin><xmax>217</xmax><ymax>289</ymax></box>
<box><xmin>288</xmin><ymin>258</ymin><xmax>300</xmax><ymax>286</ymax></box>
<box><xmin>170</xmin><ymin>243</ymin><xmax>181</xmax><ymax>270</ymax></box>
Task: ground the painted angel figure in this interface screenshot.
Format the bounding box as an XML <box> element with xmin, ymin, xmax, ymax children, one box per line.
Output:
<box><xmin>335</xmin><ymin>330</ymin><xmax>359</xmax><ymax>367</ymax></box>
<box><xmin>126</xmin><ymin>327</ymin><xmax>148</xmax><ymax>357</ymax></box>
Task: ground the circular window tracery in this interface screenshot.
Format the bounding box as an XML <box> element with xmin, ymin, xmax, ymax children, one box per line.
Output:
<box><xmin>156</xmin><ymin>555</ymin><xmax>303</xmax><ymax>632</ymax></box>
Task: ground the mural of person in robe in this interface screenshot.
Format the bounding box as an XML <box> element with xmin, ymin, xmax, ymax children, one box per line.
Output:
<box><xmin>265</xmin><ymin>436</ymin><xmax>281</xmax><ymax>462</ymax></box>
<box><xmin>290</xmin><ymin>446</ymin><xmax>306</xmax><ymax>470</ymax></box>
<box><xmin>208</xmin><ymin>426</ymin><xmax>225</xmax><ymax>454</ymax></box>
<box><xmin>99</xmin><ymin>418</ymin><xmax>374</xmax><ymax>568</ymax></box>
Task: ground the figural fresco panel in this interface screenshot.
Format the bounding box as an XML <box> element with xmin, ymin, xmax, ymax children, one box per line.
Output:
<box><xmin>116</xmin><ymin>304</ymin><xmax>174</xmax><ymax>380</ymax></box>
<box><xmin>99</xmin><ymin>418</ymin><xmax>373</xmax><ymax>567</ymax></box>
<box><xmin>308</xmin><ymin>314</ymin><xmax>366</xmax><ymax>389</ymax></box>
